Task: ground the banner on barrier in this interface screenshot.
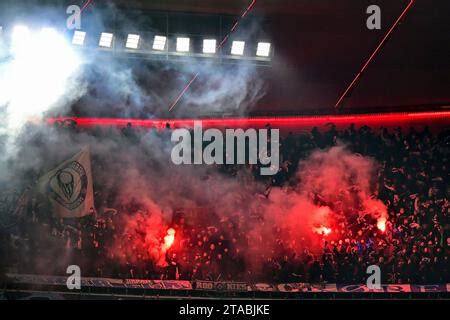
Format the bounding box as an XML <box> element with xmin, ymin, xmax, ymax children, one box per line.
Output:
<box><xmin>195</xmin><ymin>281</ymin><xmax>248</xmax><ymax>291</ymax></box>
<box><xmin>6</xmin><ymin>274</ymin><xmax>449</xmax><ymax>293</ymax></box>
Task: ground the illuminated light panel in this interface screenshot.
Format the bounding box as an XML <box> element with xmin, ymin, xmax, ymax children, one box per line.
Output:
<box><xmin>256</xmin><ymin>42</ymin><xmax>271</xmax><ymax>57</ymax></box>
<box><xmin>125</xmin><ymin>34</ymin><xmax>140</xmax><ymax>49</ymax></box>
<box><xmin>153</xmin><ymin>35</ymin><xmax>166</xmax><ymax>51</ymax></box>
<box><xmin>72</xmin><ymin>30</ymin><xmax>86</xmax><ymax>46</ymax></box>
<box><xmin>203</xmin><ymin>39</ymin><xmax>217</xmax><ymax>54</ymax></box>
<box><xmin>176</xmin><ymin>37</ymin><xmax>190</xmax><ymax>52</ymax></box>
<box><xmin>47</xmin><ymin>111</ymin><xmax>450</xmax><ymax>129</ymax></box>
<box><xmin>99</xmin><ymin>32</ymin><xmax>113</xmax><ymax>48</ymax></box>
<box><xmin>231</xmin><ymin>41</ymin><xmax>245</xmax><ymax>55</ymax></box>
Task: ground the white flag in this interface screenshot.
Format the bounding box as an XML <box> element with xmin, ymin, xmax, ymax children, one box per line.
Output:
<box><xmin>38</xmin><ymin>148</ymin><xmax>94</xmax><ymax>218</ymax></box>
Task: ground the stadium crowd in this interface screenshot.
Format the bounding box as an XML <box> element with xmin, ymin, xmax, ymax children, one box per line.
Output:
<box><xmin>0</xmin><ymin>121</ymin><xmax>448</xmax><ymax>284</ymax></box>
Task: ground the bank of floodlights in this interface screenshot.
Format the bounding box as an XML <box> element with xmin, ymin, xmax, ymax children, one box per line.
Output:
<box><xmin>1</xmin><ymin>25</ymin><xmax>272</xmax><ymax>63</ymax></box>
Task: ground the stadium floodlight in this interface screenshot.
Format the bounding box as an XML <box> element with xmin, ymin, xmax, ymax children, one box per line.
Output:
<box><xmin>256</xmin><ymin>42</ymin><xmax>271</xmax><ymax>57</ymax></box>
<box><xmin>152</xmin><ymin>35</ymin><xmax>166</xmax><ymax>51</ymax></box>
<box><xmin>72</xmin><ymin>30</ymin><xmax>86</xmax><ymax>46</ymax></box>
<box><xmin>99</xmin><ymin>32</ymin><xmax>113</xmax><ymax>48</ymax></box>
<box><xmin>176</xmin><ymin>37</ymin><xmax>190</xmax><ymax>52</ymax></box>
<box><xmin>12</xmin><ymin>25</ymin><xmax>30</xmax><ymax>43</ymax></box>
<box><xmin>11</xmin><ymin>25</ymin><xmax>31</xmax><ymax>54</ymax></box>
<box><xmin>40</xmin><ymin>27</ymin><xmax>58</xmax><ymax>38</ymax></box>
<box><xmin>125</xmin><ymin>34</ymin><xmax>140</xmax><ymax>49</ymax></box>
<box><xmin>3</xmin><ymin>26</ymin><xmax>81</xmax><ymax>129</ymax></box>
<box><xmin>203</xmin><ymin>39</ymin><xmax>217</xmax><ymax>54</ymax></box>
<box><xmin>231</xmin><ymin>41</ymin><xmax>245</xmax><ymax>55</ymax></box>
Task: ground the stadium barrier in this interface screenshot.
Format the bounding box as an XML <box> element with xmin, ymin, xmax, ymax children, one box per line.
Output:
<box><xmin>5</xmin><ymin>274</ymin><xmax>450</xmax><ymax>293</ymax></box>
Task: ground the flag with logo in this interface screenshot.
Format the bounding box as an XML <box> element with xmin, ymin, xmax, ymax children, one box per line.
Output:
<box><xmin>38</xmin><ymin>148</ymin><xmax>94</xmax><ymax>218</ymax></box>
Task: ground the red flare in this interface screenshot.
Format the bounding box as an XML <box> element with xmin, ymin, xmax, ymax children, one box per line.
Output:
<box><xmin>164</xmin><ymin>228</ymin><xmax>176</xmax><ymax>249</ymax></box>
<box><xmin>313</xmin><ymin>226</ymin><xmax>332</xmax><ymax>236</ymax></box>
<box><xmin>377</xmin><ymin>218</ymin><xmax>387</xmax><ymax>233</ymax></box>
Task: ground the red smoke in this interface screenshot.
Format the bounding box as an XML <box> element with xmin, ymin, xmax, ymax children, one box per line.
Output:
<box><xmin>106</xmin><ymin>145</ymin><xmax>388</xmax><ymax>274</ymax></box>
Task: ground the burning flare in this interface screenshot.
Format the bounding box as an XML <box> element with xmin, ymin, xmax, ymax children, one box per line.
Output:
<box><xmin>377</xmin><ymin>217</ymin><xmax>387</xmax><ymax>233</ymax></box>
<box><xmin>164</xmin><ymin>228</ymin><xmax>176</xmax><ymax>249</ymax></box>
<box><xmin>313</xmin><ymin>226</ymin><xmax>332</xmax><ymax>236</ymax></box>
